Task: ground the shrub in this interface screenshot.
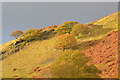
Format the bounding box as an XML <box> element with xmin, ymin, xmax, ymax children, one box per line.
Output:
<box><xmin>19</xmin><ymin>28</ymin><xmax>44</xmax><ymax>41</ymax></box>
<box><xmin>55</xmin><ymin>21</ymin><xmax>78</xmax><ymax>35</ymax></box>
<box><xmin>50</xmin><ymin>62</ymin><xmax>79</xmax><ymax>78</ymax></box>
<box><xmin>71</xmin><ymin>23</ymin><xmax>89</xmax><ymax>37</ymax></box>
<box><xmin>50</xmin><ymin>50</ymin><xmax>102</xmax><ymax>78</ymax></box>
<box><xmin>21</xmin><ymin>30</ymin><xmax>42</xmax><ymax>41</ymax></box>
<box><xmin>10</xmin><ymin>30</ymin><xmax>23</xmax><ymax>39</ymax></box>
<box><xmin>22</xmin><ymin>28</ymin><xmax>36</xmax><ymax>36</ymax></box>
<box><xmin>54</xmin><ymin>34</ymin><xmax>78</xmax><ymax>50</ymax></box>
<box><xmin>20</xmin><ymin>28</ymin><xmax>55</xmax><ymax>42</ymax></box>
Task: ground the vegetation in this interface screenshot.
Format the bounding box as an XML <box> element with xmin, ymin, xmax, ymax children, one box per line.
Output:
<box><xmin>55</xmin><ymin>21</ymin><xmax>78</xmax><ymax>35</ymax></box>
<box><xmin>54</xmin><ymin>34</ymin><xmax>78</xmax><ymax>50</ymax></box>
<box><xmin>21</xmin><ymin>29</ymin><xmax>42</xmax><ymax>42</ymax></box>
<box><xmin>22</xmin><ymin>28</ymin><xmax>36</xmax><ymax>36</ymax></box>
<box><xmin>71</xmin><ymin>23</ymin><xmax>89</xmax><ymax>37</ymax></box>
<box><xmin>1</xmin><ymin>11</ymin><xmax>119</xmax><ymax>78</ymax></box>
<box><xmin>1</xmin><ymin>28</ymin><xmax>56</xmax><ymax>60</ymax></box>
<box><xmin>10</xmin><ymin>30</ymin><xmax>23</xmax><ymax>39</ymax></box>
<box><xmin>2</xmin><ymin>38</ymin><xmax>62</xmax><ymax>78</ymax></box>
<box><xmin>89</xmin><ymin>12</ymin><xmax>118</xmax><ymax>29</ymax></box>
<box><xmin>50</xmin><ymin>50</ymin><xmax>102</xmax><ymax>78</ymax></box>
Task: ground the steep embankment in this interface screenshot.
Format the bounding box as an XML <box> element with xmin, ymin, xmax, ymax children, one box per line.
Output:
<box><xmin>84</xmin><ymin>30</ymin><xmax>119</xmax><ymax>78</ymax></box>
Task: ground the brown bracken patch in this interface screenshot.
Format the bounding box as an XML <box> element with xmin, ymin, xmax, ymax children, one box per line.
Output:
<box><xmin>84</xmin><ymin>30</ymin><xmax>119</xmax><ymax>78</ymax></box>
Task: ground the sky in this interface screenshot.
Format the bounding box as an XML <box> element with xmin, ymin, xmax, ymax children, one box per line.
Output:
<box><xmin>2</xmin><ymin>0</ymin><xmax>120</xmax><ymax>2</ymax></box>
<box><xmin>2</xmin><ymin>2</ymin><xmax>118</xmax><ymax>43</ymax></box>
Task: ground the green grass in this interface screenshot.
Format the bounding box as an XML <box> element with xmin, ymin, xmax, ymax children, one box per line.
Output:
<box><xmin>88</xmin><ymin>12</ymin><xmax>119</xmax><ymax>29</ymax></box>
<box><xmin>77</xmin><ymin>27</ymin><xmax>112</xmax><ymax>44</ymax></box>
<box><xmin>2</xmin><ymin>37</ymin><xmax>62</xmax><ymax>78</ymax></box>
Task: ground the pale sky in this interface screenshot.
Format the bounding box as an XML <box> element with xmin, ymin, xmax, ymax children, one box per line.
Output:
<box><xmin>2</xmin><ymin>2</ymin><xmax>118</xmax><ymax>43</ymax></box>
<box><xmin>1</xmin><ymin>0</ymin><xmax>120</xmax><ymax>2</ymax></box>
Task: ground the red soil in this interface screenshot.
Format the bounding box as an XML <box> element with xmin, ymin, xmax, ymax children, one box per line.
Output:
<box><xmin>84</xmin><ymin>30</ymin><xmax>119</xmax><ymax>78</ymax></box>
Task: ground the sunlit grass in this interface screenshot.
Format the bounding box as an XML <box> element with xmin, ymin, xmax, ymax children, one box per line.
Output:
<box><xmin>2</xmin><ymin>37</ymin><xmax>62</xmax><ymax>78</ymax></box>
<box><xmin>1</xmin><ymin>11</ymin><xmax>119</xmax><ymax>78</ymax></box>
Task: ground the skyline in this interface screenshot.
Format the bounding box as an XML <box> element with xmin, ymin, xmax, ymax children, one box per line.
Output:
<box><xmin>2</xmin><ymin>0</ymin><xmax>120</xmax><ymax>2</ymax></box>
<box><xmin>2</xmin><ymin>2</ymin><xmax>118</xmax><ymax>43</ymax></box>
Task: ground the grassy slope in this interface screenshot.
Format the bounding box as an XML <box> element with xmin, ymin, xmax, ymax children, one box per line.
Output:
<box><xmin>2</xmin><ymin>37</ymin><xmax>62</xmax><ymax>78</ymax></box>
<box><xmin>1</xmin><ymin>39</ymin><xmax>17</xmax><ymax>51</ymax></box>
<box><xmin>78</xmin><ymin>11</ymin><xmax>118</xmax><ymax>43</ymax></box>
<box><xmin>88</xmin><ymin>11</ymin><xmax>118</xmax><ymax>29</ymax></box>
<box><xmin>1</xmin><ymin>11</ymin><xmax>119</xmax><ymax>78</ymax></box>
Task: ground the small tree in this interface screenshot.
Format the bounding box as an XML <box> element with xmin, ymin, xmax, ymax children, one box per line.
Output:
<box><xmin>54</xmin><ymin>34</ymin><xmax>78</xmax><ymax>50</ymax></box>
<box><xmin>10</xmin><ymin>30</ymin><xmax>23</xmax><ymax>39</ymax></box>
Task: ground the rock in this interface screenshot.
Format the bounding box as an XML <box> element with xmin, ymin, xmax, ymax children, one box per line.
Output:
<box><xmin>13</xmin><ymin>68</ymin><xmax>17</xmax><ymax>71</ymax></box>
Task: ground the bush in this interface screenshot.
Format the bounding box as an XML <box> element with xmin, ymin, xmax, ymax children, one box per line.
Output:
<box><xmin>21</xmin><ymin>29</ymin><xmax>42</xmax><ymax>42</ymax></box>
<box><xmin>22</xmin><ymin>28</ymin><xmax>36</xmax><ymax>36</ymax></box>
<box><xmin>54</xmin><ymin>34</ymin><xmax>78</xmax><ymax>50</ymax></box>
<box><xmin>55</xmin><ymin>21</ymin><xmax>78</xmax><ymax>35</ymax></box>
<box><xmin>71</xmin><ymin>23</ymin><xmax>89</xmax><ymax>37</ymax></box>
<box><xmin>50</xmin><ymin>50</ymin><xmax>102</xmax><ymax>78</ymax></box>
<box><xmin>10</xmin><ymin>30</ymin><xmax>23</xmax><ymax>39</ymax></box>
<box><xmin>50</xmin><ymin>62</ymin><xmax>79</xmax><ymax>78</ymax></box>
<box><xmin>20</xmin><ymin>28</ymin><xmax>55</xmax><ymax>42</ymax></box>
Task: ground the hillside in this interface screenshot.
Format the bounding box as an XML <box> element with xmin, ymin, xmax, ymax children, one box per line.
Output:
<box><xmin>1</xmin><ymin>12</ymin><xmax>119</xmax><ymax>79</ymax></box>
<box><xmin>84</xmin><ymin>30</ymin><xmax>119</xmax><ymax>78</ymax></box>
<box><xmin>88</xmin><ymin>11</ymin><xmax>119</xmax><ymax>29</ymax></box>
<box><xmin>2</xmin><ymin>38</ymin><xmax>62</xmax><ymax>78</ymax></box>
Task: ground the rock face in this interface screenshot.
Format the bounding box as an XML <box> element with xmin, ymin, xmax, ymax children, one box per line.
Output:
<box><xmin>84</xmin><ymin>30</ymin><xmax>119</xmax><ymax>78</ymax></box>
